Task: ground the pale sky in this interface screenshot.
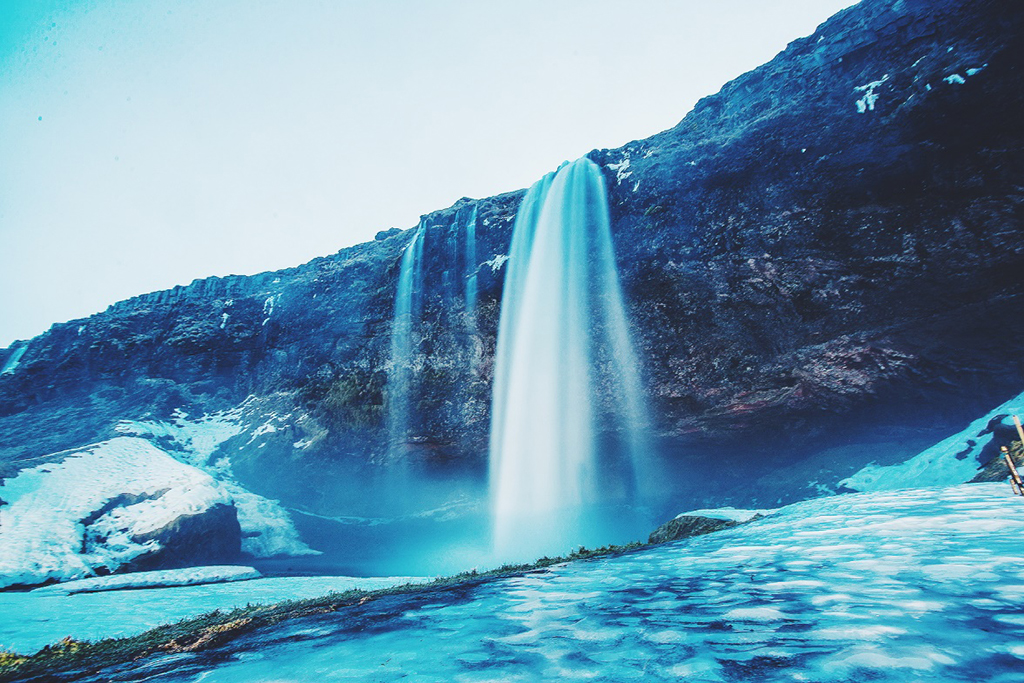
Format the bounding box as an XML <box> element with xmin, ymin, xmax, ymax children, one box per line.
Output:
<box><xmin>0</xmin><ymin>0</ymin><xmax>858</xmax><ymax>347</ymax></box>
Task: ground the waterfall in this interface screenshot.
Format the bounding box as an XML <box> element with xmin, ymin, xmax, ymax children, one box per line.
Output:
<box><xmin>464</xmin><ymin>206</ymin><xmax>478</xmax><ymax>331</ymax></box>
<box><xmin>1</xmin><ymin>344</ymin><xmax>28</xmax><ymax>376</ymax></box>
<box><xmin>387</xmin><ymin>221</ymin><xmax>426</xmax><ymax>459</ymax></box>
<box><xmin>489</xmin><ymin>157</ymin><xmax>651</xmax><ymax>562</ymax></box>
<box><xmin>442</xmin><ymin>221</ymin><xmax>456</xmax><ymax>307</ymax></box>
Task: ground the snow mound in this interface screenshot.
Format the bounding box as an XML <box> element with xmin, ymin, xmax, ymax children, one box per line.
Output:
<box><xmin>674</xmin><ymin>506</ymin><xmax>776</xmax><ymax>522</ymax></box>
<box><xmin>0</xmin><ymin>437</ymin><xmax>230</xmax><ymax>588</ymax></box>
<box><xmin>32</xmin><ymin>565</ymin><xmax>261</xmax><ymax>595</ymax></box>
<box><xmin>841</xmin><ymin>390</ymin><xmax>1024</xmax><ymax>492</ymax></box>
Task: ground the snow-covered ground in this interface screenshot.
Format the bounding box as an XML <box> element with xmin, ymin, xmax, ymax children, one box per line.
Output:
<box><xmin>32</xmin><ymin>566</ymin><xmax>261</xmax><ymax>595</ymax></box>
<box><xmin>137</xmin><ymin>483</ymin><xmax>1024</xmax><ymax>682</ymax></box>
<box><xmin>0</xmin><ymin>574</ymin><xmax>427</xmax><ymax>654</ymax></box>
<box><xmin>0</xmin><ymin>437</ymin><xmax>231</xmax><ymax>588</ymax></box>
<box><xmin>841</xmin><ymin>390</ymin><xmax>1024</xmax><ymax>491</ymax></box>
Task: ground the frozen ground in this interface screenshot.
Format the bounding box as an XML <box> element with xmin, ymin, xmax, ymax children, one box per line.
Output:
<box><xmin>0</xmin><ymin>575</ymin><xmax>426</xmax><ymax>654</ymax></box>
<box><xmin>32</xmin><ymin>566</ymin><xmax>262</xmax><ymax>595</ymax></box>
<box><xmin>98</xmin><ymin>483</ymin><xmax>1024</xmax><ymax>683</ymax></box>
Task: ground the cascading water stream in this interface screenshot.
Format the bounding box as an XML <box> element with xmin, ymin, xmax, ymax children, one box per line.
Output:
<box><xmin>489</xmin><ymin>157</ymin><xmax>651</xmax><ymax>562</ymax></box>
<box><xmin>387</xmin><ymin>221</ymin><xmax>426</xmax><ymax>460</ymax></box>
<box><xmin>1</xmin><ymin>344</ymin><xmax>28</xmax><ymax>376</ymax></box>
<box><xmin>464</xmin><ymin>206</ymin><xmax>478</xmax><ymax>332</ymax></box>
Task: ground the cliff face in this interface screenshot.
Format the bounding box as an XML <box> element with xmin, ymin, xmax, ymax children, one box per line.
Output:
<box><xmin>600</xmin><ymin>0</ymin><xmax>1024</xmax><ymax>436</ymax></box>
<box><xmin>1</xmin><ymin>0</ymin><xmax>1022</xmax><ymax>518</ymax></box>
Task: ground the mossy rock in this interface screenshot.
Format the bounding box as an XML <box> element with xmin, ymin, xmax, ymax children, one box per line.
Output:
<box><xmin>971</xmin><ymin>440</ymin><xmax>1024</xmax><ymax>483</ymax></box>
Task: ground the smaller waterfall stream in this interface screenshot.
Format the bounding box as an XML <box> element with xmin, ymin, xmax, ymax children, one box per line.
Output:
<box><xmin>1</xmin><ymin>344</ymin><xmax>28</xmax><ymax>376</ymax></box>
<box><xmin>387</xmin><ymin>222</ymin><xmax>426</xmax><ymax>460</ymax></box>
<box><xmin>464</xmin><ymin>206</ymin><xmax>478</xmax><ymax>331</ymax></box>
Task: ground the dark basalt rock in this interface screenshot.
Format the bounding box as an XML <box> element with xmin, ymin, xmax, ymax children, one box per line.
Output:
<box><xmin>648</xmin><ymin>515</ymin><xmax>742</xmax><ymax>545</ymax></box>
<box><xmin>119</xmin><ymin>503</ymin><xmax>243</xmax><ymax>573</ymax></box>
<box><xmin>1</xmin><ymin>0</ymin><xmax>1023</xmax><ymax>514</ymax></box>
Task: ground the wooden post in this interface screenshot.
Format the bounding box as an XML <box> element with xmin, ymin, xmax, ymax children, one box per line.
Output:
<box><xmin>1010</xmin><ymin>415</ymin><xmax>1024</xmax><ymax>496</ymax></box>
<box><xmin>1003</xmin><ymin>446</ymin><xmax>1024</xmax><ymax>496</ymax></box>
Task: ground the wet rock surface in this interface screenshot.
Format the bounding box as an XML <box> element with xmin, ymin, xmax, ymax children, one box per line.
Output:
<box><xmin>124</xmin><ymin>503</ymin><xmax>243</xmax><ymax>573</ymax></box>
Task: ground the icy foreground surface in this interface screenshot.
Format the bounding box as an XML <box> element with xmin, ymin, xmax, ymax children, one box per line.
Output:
<box><xmin>32</xmin><ymin>566</ymin><xmax>261</xmax><ymax>595</ymax></box>
<box><xmin>131</xmin><ymin>484</ymin><xmax>1024</xmax><ymax>683</ymax></box>
<box><xmin>0</xmin><ymin>575</ymin><xmax>426</xmax><ymax>654</ymax></box>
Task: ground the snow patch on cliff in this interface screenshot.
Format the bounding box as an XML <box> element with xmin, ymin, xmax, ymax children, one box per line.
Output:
<box><xmin>0</xmin><ymin>437</ymin><xmax>230</xmax><ymax>589</ymax></box>
<box><xmin>854</xmin><ymin>74</ymin><xmax>889</xmax><ymax>113</ymax></box>
<box><xmin>484</xmin><ymin>254</ymin><xmax>509</xmax><ymax>272</ymax></box>
<box><xmin>246</xmin><ymin>413</ymin><xmax>292</xmax><ymax>445</ymax></box>
<box><xmin>606</xmin><ymin>155</ymin><xmax>633</xmax><ymax>184</ymax></box>
<box><xmin>262</xmin><ymin>294</ymin><xmax>279</xmax><ymax>326</ymax></box>
<box><xmin>117</xmin><ymin>408</ymin><xmax>244</xmax><ymax>467</ymax></box>
<box><xmin>840</xmin><ymin>390</ymin><xmax>1024</xmax><ymax>492</ymax></box>
<box><xmin>942</xmin><ymin>65</ymin><xmax>986</xmax><ymax>85</ymax></box>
